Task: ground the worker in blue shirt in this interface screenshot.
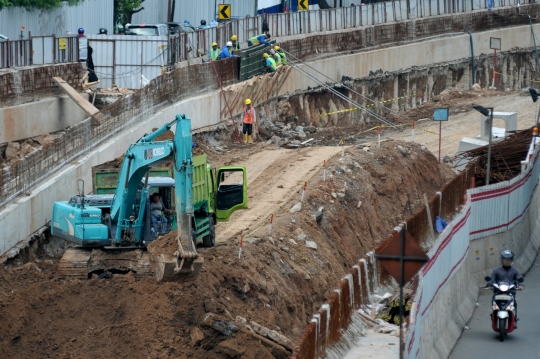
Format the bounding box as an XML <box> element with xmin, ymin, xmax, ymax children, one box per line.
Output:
<box><xmin>263</xmin><ymin>53</ymin><xmax>276</xmax><ymax>72</ymax></box>
<box><xmin>220</xmin><ymin>42</ymin><xmax>237</xmax><ymax>59</ymax></box>
<box><xmin>248</xmin><ymin>32</ymin><xmax>271</xmax><ymax>47</ymax></box>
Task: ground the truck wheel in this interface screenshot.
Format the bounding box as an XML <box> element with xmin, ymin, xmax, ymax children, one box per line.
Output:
<box><xmin>203</xmin><ymin>217</ymin><xmax>216</xmax><ymax>247</ymax></box>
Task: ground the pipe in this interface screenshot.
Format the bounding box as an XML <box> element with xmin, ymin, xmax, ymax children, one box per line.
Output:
<box><xmin>529</xmin><ymin>15</ymin><xmax>540</xmax><ymax>74</ymax></box>
<box><xmin>465</xmin><ymin>30</ymin><xmax>475</xmax><ymax>86</ymax></box>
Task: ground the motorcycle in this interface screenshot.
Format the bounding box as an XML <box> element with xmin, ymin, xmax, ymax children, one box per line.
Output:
<box><xmin>484</xmin><ymin>276</ymin><xmax>524</xmax><ymax>342</ymax></box>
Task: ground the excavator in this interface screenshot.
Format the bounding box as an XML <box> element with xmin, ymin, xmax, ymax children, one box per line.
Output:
<box><xmin>51</xmin><ymin>114</ymin><xmax>248</xmax><ymax>282</ymax></box>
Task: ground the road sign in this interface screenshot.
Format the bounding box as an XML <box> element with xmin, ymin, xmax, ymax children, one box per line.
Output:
<box><xmin>58</xmin><ymin>38</ymin><xmax>66</xmax><ymax>50</ymax></box>
<box><xmin>219</xmin><ymin>4</ymin><xmax>231</xmax><ymax>20</ymax></box>
<box><xmin>298</xmin><ymin>0</ymin><xmax>308</xmax><ymax>10</ymax></box>
<box><xmin>490</xmin><ymin>37</ymin><xmax>501</xmax><ymax>50</ymax></box>
<box><xmin>375</xmin><ymin>229</ymin><xmax>428</xmax><ymax>286</ymax></box>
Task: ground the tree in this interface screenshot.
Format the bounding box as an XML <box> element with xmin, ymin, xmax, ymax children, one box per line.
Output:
<box><xmin>114</xmin><ymin>0</ymin><xmax>145</xmax><ymax>28</ymax></box>
<box><xmin>0</xmin><ymin>0</ymin><xmax>85</xmax><ymax>11</ymax></box>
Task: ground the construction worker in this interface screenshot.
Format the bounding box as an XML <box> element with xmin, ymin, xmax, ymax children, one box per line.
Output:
<box><xmin>150</xmin><ymin>193</ymin><xmax>173</xmax><ymax>235</ymax></box>
<box><xmin>248</xmin><ymin>32</ymin><xmax>271</xmax><ymax>47</ymax></box>
<box><xmin>220</xmin><ymin>42</ymin><xmax>237</xmax><ymax>59</ymax></box>
<box><xmin>207</xmin><ymin>42</ymin><xmax>221</xmax><ymax>62</ymax></box>
<box><xmin>274</xmin><ymin>45</ymin><xmax>287</xmax><ymax>65</ymax></box>
<box><xmin>230</xmin><ymin>35</ymin><xmax>240</xmax><ymax>53</ymax></box>
<box><xmin>270</xmin><ymin>49</ymin><xmax>281</xmax><ymax>66</ymax></box>
<box><xmin>243</xmin><ymin>99</ymin><xmax>257</xmax><ymax>144</ymax></box>
<box><xmin>263</xmin><ymin>53</ymin><xmax>276</xmax><ymax>73</ymax></box>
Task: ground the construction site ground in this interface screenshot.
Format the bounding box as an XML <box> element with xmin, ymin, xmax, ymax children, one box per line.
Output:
<box><xmin>0</xmin><ymin>88</ymin><xmax>532</xmax><ymax>358</ymax></box>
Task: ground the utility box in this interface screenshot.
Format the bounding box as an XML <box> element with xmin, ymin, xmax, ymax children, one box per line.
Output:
<box><xmin>478</xmin><ymin>111</ymin><xmax>517</xmax><ymax>141</ymax></box>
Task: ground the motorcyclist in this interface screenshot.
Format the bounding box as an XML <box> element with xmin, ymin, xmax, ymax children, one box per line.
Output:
<box><xmin>487</xmin><ymin>250</ymin><xmax>524</xmax><ymax>328</ymax></box>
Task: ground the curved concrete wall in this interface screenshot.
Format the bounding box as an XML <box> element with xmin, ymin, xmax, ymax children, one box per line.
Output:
<box><xmin>406</xmin><ymin>144</ymin><xmax>540</xmax><ymax>358</ymax></box>
<box><xmin>2</xmin><ymin>23</ymin><xmax>540</xmax><ymax>258</ymax></box>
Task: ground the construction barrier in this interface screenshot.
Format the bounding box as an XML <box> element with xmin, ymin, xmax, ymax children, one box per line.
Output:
<box><xmin>289</xmin><ymin>140</ymin><xmax>480</xmax><ymax>357</ymax></box>
<box><xmin>239</xmin><ymin>40</ymin><xmax>276</xmax><ymax>81</ymax></box>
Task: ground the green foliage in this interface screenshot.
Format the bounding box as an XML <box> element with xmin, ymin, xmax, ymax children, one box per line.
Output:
<box><xmin>0</xmin><ymin>0</ymin><xmax>85</xmax><ymax>11</ymax></box>
<box><xmin>114</xmin><ymin>0</ymin><xmax>145</xmax><ymax>27</ymax></box>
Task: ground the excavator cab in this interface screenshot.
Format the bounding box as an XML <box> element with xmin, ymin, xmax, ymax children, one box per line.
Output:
<box><xmin>142</xmin><ymin>176</ymin><xmax>176</xmax><ymax>245</ymax></box>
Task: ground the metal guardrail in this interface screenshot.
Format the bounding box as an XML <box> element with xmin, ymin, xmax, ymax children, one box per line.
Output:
<box><xmin>0</xmin><ymin>34</ymin><xmax>79</xmax><ymax>68</ymax></box>
<box><xmin>166</xmin><ymin>0</ymin><xmax>536</xmax><ymax>64</ymax></box>
<box><xmin>2</xmin><ymin>0</ymin><xmax>536</xmax><ymax>71</ymax></box>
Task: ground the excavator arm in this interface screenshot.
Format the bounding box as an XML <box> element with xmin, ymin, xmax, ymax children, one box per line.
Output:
<box><xmin>109</xmin><ymin>114</ymin><xmax>201</xmax><ymax>281</ymax></box>
<box><xmin>109</xmin><ymin>120</ymin><xmax>177</xmax><ymax>245</ymax></box>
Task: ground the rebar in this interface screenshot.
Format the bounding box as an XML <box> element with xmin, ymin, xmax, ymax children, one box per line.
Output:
<box><xmin>455</xmin><ymin>128</ymin><xmax>533</xmax><ymax>186</ymax></box>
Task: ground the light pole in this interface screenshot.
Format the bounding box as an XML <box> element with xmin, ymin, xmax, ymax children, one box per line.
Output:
<box><xmin>529</xmin><ymin>87</ymin><xmax>540</xmax><ymax>129</ymax></box>
<box><xmin>473</xmin><ymin>105</ymin><xmax>493</xmax><ymax>186</ymax></box>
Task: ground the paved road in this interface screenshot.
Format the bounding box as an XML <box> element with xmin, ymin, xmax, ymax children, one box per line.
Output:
<box><xmin>450</xmin><ymin>254</ymin><xmax>540</xmax><ymax>358</ymax></box>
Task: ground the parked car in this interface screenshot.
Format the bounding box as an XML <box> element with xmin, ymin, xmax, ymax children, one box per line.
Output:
<box><xmin>0</xmin><ymin>34</ymin><xmax>8</xmax><ymax>41</ymax></box>
<box><xmin>125</xmin><ymin>24</ymin><xmax>169</xmax><ymax>36</ymax></box>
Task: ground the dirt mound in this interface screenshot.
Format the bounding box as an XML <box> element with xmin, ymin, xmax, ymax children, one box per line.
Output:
<box><xmin>0</xmin><ymin>141</ymin><xmax>453</xmax><ymax>358</ymax></box>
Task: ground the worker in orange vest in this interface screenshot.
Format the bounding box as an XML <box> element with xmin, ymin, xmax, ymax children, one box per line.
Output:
<box><xmin>242</xmin><ymin>98</ymin><xmax>257</xmax><ymax>144</ymax></box>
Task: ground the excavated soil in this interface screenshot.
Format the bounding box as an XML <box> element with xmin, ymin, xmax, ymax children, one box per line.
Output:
<box><xmin>0</xmin><ymin>138</ymin><xmax>453</xmax><ymax>358</ymax></box>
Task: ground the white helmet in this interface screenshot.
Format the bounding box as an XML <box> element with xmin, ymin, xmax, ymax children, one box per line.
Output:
<box><xmin>226</xmin><ymin>41</ymin><xmax>233</xmax><ymax>47</ymax></box>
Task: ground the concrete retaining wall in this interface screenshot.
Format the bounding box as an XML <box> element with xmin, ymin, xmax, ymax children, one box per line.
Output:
<box><xmin>2</xmin><ymin>23</ymin><xmax>540</xmax><ymax>257</ymax></box>
<box><xmin>0</xmin><ymin>95</ymin><xmax>88</xmax><ymax>143</ymax></box>
<box><xmin>406</xmin><ymin>144</ymin><xmax>540</xmax><ymax>358</ymax></box>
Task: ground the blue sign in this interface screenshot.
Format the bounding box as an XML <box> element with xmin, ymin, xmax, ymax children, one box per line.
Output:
<box><xmin>433</xmin><ymin>108</ymin><xmax>449</xmax><ymax>121</ymax></box>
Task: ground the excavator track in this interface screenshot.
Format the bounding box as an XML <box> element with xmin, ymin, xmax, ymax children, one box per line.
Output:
<box><xmin>58</xmin><ymin>248</ymin><xmax>154</xmax><ymax>280</ymax></box>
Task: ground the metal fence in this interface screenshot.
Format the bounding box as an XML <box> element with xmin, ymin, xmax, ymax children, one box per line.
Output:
<box><xmin>3</xmin><ymin>0</ymin><xmax>538</xmax><ymax>73</ymax></box>
<box><xmin>168</xmin><ymin>0</ymin><xmax>538</xmax><ymax>64</ymax></box>
<box><xmin>87</xmin><ymin>35</ymin><xmax>169</xmax><ymax>89</ymax></box>
<box><xmin>0</xmin><ymin>35</ymin><xmax>79</xmax><ymax>68</ymax></box>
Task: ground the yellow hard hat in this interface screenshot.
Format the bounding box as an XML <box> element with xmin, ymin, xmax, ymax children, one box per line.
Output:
<box><xmin>274</xmin><ymin>45</ymin><xmax>280</xmax><ymax>51</ymax></box>
<box><xmin>231</xmin><ymin>35</ymin><xmax>237</xmax><ymax>41</ymax></box>
<box><xmin>245</xmin><ymin>99</ymin><xmax>251</xmax><ymax>105</ymax></box>
<box><xmin>212</xmin><ymin>42</ymin><xmax>217</xmax><ymax>47</ymax></box>
<box><xmin>263</xmin><ymin>53</ymin><xmax>269</xmax><ymax>58</ymax></box>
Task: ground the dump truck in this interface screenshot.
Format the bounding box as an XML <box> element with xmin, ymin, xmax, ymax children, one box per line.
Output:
<box><xmin>51</xmin><ymin>114</ymin><xmax>248</xmax><ymax>282</ymax></box>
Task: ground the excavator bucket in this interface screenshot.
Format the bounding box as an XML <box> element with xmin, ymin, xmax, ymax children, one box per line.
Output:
<box><xmin>151</xmin><ymin>253</ymin><xmax>203</xmax><ymax>282</ymax></box>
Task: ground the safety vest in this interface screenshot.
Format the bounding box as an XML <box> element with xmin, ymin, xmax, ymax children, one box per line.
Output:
<box><xmin>274</xmin><ymin>52</ymin><xmax>282</xmax><ymax>66</ymax></box>
<box><xmin>278</xmin><ymin>50</ymin><xmax>287</xmax><ymax>65</ymax></box>
<box><xmin>231</xmin><ymin>42</ymin><xmax>240</xmax><ymax>54</ymax></box>
<box><xmin>209</xmin><ymin>48</ymin><xmax>220</xmax><ymax>61</ymax></box>
<box><xmin>243</xmin><ymin>107</ymin><xmax>254</xmax><ymax>124</ymax></box>
<box><xmin>266</xmin><ymin>57</ymin><xmax>277</xmax><ymax>71</ymax></box>
<box><xmin>249</xmin><ymin>34</ymin><xmax>265</xmax><ymax>46</ymax></box>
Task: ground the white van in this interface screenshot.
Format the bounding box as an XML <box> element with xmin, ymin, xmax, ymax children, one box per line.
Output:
<box><xmin>126</xmin><ymin>24</ymin><xmax>169</xmax><ymax>36</ymax></box>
